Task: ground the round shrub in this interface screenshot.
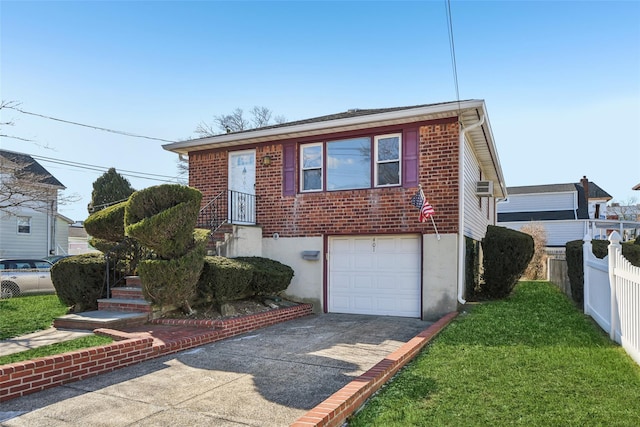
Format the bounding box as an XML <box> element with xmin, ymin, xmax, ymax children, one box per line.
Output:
<box><xmin>197</xmin><ymin>256</ymin><xmax>254</xmax><ymax>303</ymax></box>
<box><xmin>51</xmin><ymin>253</ymin><xmax>107</xmax><ymax>313</ymax></box>
<box><xmin>124</xmin><ymin>184</ymin><xmax>201</xmax><ymax>226</ymax></box>
<box><xmin>234</xmin><ymin>256</ymin><xmax>294</xmax><ymax>295</ymax></box>
<box><xmin>481</xmin><ymin>225</ymin><xmax>534</xmax><ymax>299</ymax></box>
<box><xmin>137</xmin><ymin>230</ymin><xmax>208</xmax><ymax>312</ymax></box>
<box><xmin>84</xmin><ymin>201</ymin><xmax>127</xmax><ymax>242</ymax></box>
<box><xmin>125</xmin><ymin>200</ymin><xmax>201</xmax><ymax>259</ymax></box>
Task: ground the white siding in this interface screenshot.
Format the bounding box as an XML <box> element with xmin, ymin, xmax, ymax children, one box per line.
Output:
<box><xmin>498</xmin><ymin>192</ymin><xmax>576</xmax><ymax>214</ymax></box>
<box><xmin>463</xmin><ymin>135</ymin><xmax>492</xmax><ymax>241</ymax></box>
<box><xmin>54</xmin><ymin>217</ymin><xmax>70</xmax><ymax>255</ymax></box>
<box><xmin>501</xmin><ymin>220</ymin><xmax>586</xmax><ymax>247</ymax></box>
<box><xmin>0</xmin><ymin>208</ymin><xmax>50</xmax><ymax>258</ymax></box>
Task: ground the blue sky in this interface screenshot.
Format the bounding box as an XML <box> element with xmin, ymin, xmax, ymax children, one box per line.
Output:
<box><xmin>1</xmin><ymin>0</ymin><xmax>639</xmax><ymax>222</ymax></box>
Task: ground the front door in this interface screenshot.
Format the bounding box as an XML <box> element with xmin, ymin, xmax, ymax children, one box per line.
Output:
<box><xmin>228</xmin><ymin>150</ymin><xmax>256</xmax><ymax>224</ymax></box>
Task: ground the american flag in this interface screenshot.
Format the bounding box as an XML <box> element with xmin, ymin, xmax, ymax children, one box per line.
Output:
<box><xmin>411</xmin><ymin>188</ymin><xmax>435</xmax><ymax>223</ymax></box>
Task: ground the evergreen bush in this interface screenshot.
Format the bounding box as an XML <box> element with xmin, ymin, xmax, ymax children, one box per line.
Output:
<box><xmin>137</xmin><ymin>229</ymin><xmax>208</xmax><ymax>312</ymax></box>
<box><xmin>197</xmin><ymin>256</ymin><xmax>254</xmax><ymax>303</ymax></box>
<box><xmin>234</xmin><ymin>256</ymin><xmax>294</xmax><ymax>295</ymax></box>
<box><xmin>567</xmin><ymin>238</ymin><xmax>640</xmax><ymax>306</ymax></box>
<box><xmin>51</xmin><ymin>253</ymin><xmax>107</xmax><ymax>312</ymax></box>
<box><xmin>84</xmin><ymin>201</ymin><xmax>127</xmax><ymax>242</ymax></box>
<box><xmin>481</xmin><ymin>225</ymin><xmax>534</xmax><ymax>299</ymax></box>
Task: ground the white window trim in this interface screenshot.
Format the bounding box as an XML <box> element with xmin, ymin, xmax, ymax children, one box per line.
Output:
<box><xmin>300</xmin><ymin>142</ymin><xmax>324</xmax><ymax>192</ymax></box>
<box><xmin>374</xmin><ymin>133</ymin><xmax>402</xmax><ymax>187</ymax></box>
<box><xmin>17</xmin><ymin>216</ymin><xmax>31</xmax><ymax>235</ymax></box>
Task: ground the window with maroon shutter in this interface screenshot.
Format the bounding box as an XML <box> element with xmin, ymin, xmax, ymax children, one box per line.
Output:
<box><xmin>402</xmin><ymin>128</ymin><xmax>419</xmax><ymax>187</ymax></box>
<box><xmin>283</xmin><ymin>143</ymin><xmax>296</xmax><ymax>196</ymax></box>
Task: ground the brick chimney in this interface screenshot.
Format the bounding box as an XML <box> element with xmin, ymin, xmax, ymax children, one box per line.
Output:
<box><xmin>580</xmin><ymin>175</ymin><xmax>589</xmax><ymax>199</ymax></box>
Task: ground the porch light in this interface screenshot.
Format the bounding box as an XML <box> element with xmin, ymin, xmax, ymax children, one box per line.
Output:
<box><xmin>262</xmin><ymin>155</ymin><xmax>272</xmax><ymax>166</ymax></box>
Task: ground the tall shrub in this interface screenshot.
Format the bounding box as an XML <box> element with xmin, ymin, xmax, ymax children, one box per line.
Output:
<box><xmin>125</xmin><ymin>184</ymin><xmax>208</xmax><ymax>313</ymax></box>
<box><xmin>51</xmin><ymin>254</ymin><xmax>107</xmax><ymax>312</ymax></box>
<box><xmin>481</xmin><ymin>225</ymin><xmax>534</xmax><ymax>299</ymax></box>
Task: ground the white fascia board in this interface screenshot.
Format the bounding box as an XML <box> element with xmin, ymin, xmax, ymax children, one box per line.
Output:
<box><xmin>163</xmin><ymin>100</ymin><xmax>485</xmax><ymax>155</ymax></box>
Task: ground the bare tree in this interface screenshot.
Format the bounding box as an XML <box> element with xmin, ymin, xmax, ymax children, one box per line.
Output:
<box><xmin>0</xmin><ymin>150</ymin><xmax>79</xmax><ymax>215</ymax></box>
<box><xmin>0</xmin><ymin>100</ymin><xmax>32</xmax><ymax>142</ymax></box>
<box><xmin>520</xmin><ymin>222</ymin><xmax>548</xmax><ymax>280</ymax></box>
<box><xmin>195</xmin><ymin>106</ymin><xmax>286</xmax><ymax>137</ymax></box>
<box><xmin>608</xmin><ymin>198</ymin><xmax>640</xmax><ymax>221</ymax></box>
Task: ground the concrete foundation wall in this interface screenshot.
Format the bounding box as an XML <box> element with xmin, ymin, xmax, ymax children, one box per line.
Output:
<box><xmin>262</xmin><ymin>236</ymin><xmax>324</xmax><ymax>313</ymax></box>
<box><xmin>422</xmin><ymin>233</ymin><xmax>459</xmax><ymax>320</ymax></box>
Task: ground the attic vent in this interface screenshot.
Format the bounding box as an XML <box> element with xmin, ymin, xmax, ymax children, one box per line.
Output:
<box><xmin>476</xmin><ymin>180</ymin><xmax>494</xmax><ymax>197</ymax></box>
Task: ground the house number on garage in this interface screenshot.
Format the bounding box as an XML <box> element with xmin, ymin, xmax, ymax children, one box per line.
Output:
<box><xmin>372</xmin><ymin>237</ymin><xmax>376</xmax><ymax>252</ymax></box>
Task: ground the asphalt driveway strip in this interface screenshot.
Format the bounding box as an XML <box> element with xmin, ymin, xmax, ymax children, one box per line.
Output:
<box><xmin>0</xmin><ymin>313</ymin><xmax>433</xmax><ymax>427</ymax></box>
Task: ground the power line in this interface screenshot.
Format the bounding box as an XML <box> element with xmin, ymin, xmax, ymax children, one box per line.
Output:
<box><xmin>6</xmin><ymin>105</ymin><xmax>179</xmax><ymax>144</ymax></box>
<box><xmin>445</xmin><ymin>0</ymin><xmax>461</xmax><ymax>107</ymax></box>
<box><xmin>29</xmin><ymin>154</ymin><xmax>182</xmax><ymax>183</ymax></box>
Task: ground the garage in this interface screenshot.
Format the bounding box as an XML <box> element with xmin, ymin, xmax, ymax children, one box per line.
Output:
<box><xmin>328</xmin><ymin>234</ymin><xmax>421</xmax><ymax>317</ymax></box>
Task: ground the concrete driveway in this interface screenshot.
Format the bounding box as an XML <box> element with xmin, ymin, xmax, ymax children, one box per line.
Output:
<box><xmin>0</xmin><ymin>313</ymin><xmax>433</xmax><ymax>426</ymax></box>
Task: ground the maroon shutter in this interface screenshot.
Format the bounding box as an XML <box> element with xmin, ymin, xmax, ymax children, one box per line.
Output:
<box><xmin>283</xmin><ymin>143</ymin><xmax>296</xmax><ymax>196</ymax></box>
<box><xmin>403</xmin><ymin>128</ymin><xmax>419</xmax><ymax>187</ymax></box>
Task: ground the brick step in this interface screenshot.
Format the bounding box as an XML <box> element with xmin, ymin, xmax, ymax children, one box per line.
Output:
<box><xmin>124</xmin><ymin>275</ymin><xmax>142</xmax><ymax>287</ymax></box>
<box><xmin>111</xmin><ymin>287</ymin><xmax>146</xmax><ymax>300</ymax></box>
<box><xmin>98</xmin><ymin>298</ymin><xmax>152</xmax><ymax>313</ymax></box>
<box><xmin>53</xmin><ymin>311</ymin><xmax>149</xmax><ymax>331</ymax></box>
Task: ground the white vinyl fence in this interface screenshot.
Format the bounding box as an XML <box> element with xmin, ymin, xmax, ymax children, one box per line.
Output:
<box><xmin>584</xmin><ymin>232</ymin><xmax>640</xmax><ymax>365</ymax></box>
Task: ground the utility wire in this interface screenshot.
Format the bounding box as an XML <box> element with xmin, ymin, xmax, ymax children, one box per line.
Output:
<box><xmin>445</xmin><ymin>0</ymin><xmax>461</xmax><ymax>110</ymax></box>
<box><xmin>5</xmin><ymin>105</ymin><xmax>178</xmax><ymax>144</ymax></box>
<box><xmin>29</xmin><ymin>154</ymin><xmax>182</xmax><ymax>183</ymax></box>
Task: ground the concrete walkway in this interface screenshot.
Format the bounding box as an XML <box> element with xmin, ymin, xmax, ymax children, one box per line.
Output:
<box><xmin>0</xmin><ymin>314</ymin><xmax>434</xmax><ymax>426</ymax></box>
<box><xmin>0</xmin><ymin>328</ymin><xmax>94</xmax><ymax>357</ymax></box>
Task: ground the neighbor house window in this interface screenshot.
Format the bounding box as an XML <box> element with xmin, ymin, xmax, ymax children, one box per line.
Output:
<box><xmin>374</xmin><ymin>133</ymin><xmax>401</xmax><ymax>186</ymax></box>
<box><xmin>17</xmin><ymin>216</ymin><xmax>31</xmax><ymax>234</ymax></box>
<box><xmin>327</xmin><ymin>137</ymin><xmax>371</xmax><ymax>190</ymax></box>
<box><xmin>301</xmin><ymin>143</ymin><xmax>323</xmax><ymax>192</ymax></box>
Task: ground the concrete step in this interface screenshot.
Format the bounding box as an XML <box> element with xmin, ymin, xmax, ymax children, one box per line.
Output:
<box><xmin>111</xmin><ymin>287</ymin><xmax>145</xmax><ymax>300</ymax></box>
<box><xmin>98</xmin><ymin>298</ymin><xmax>152</xmax><ymax>313</ymax></box>
<box><xmin>53</xmin><ymin>311</ymin><xmax>149</xmax><ymax>331</ymax></box>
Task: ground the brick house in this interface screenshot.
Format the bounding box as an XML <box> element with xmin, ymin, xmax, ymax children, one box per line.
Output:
<box><xmin>164</xmin><ymin>99</ymin><xmax>507</xmax><ymax>320</ymax></box>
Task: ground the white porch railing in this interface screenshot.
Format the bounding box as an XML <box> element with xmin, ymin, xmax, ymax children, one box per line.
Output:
<box><xmin>583</xmin><ymin>232</ymin><xmax>640</xmax><ymax>365</ymax></box>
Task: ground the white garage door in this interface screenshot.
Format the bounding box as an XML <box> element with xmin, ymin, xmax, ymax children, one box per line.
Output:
<box><xmin>328</xmin><ymin>235</ymin><xmax>421</xmax><ymax>317</ymax></box>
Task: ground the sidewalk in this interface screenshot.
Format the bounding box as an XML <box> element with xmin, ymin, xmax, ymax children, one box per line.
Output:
<box><xmin>0</xmin><ymin>328</ymin><xmax>94</xmax><ymax>357</ymax></box>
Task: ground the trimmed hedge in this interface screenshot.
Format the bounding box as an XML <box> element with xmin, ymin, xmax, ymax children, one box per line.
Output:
<box><xmin>197</xmin><ymin>256</ymin><xmax>254</xmax><ymax>303</ymax></box>
<box><xmin>567</xmin><ymin>238</ymin><xmax>640</xmax><ymax>306</ymax></box>
<box><xmin>137</xmin><ymin>229</ymin><xmax>209</xmax><ymax>312</ymax></box>
<box><xmin>51</xmin><ymin>253</ymin><xmax>107</xmax><ymax>312</ymax></box>
<box><xmin>235</xmin><ymin>256</ymin><xmax>295</xmax><ymax>296</ymax></box>
<box><xmin>481</xmin><ymin>225</ymin><xmax>534</xmax><ymax>299</ymax></box>
<box><xmin>84</xmin><ymin>201</ymin><xmax>127</xmax><ymax>242</ymax></box>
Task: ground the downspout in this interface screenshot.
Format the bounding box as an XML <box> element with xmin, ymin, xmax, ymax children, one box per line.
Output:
<box><xmin>457</xmin><ymin>114</ymin><xmax>485</xmax><ymax>305</ymax></box>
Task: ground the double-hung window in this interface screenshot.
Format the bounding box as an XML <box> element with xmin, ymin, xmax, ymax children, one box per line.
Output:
<box><xmin>17</xmin><ymin>216</ymin><xmax>31</xmax><ymax>234</ymax></box>
<box><xmin>375</xmin><ymin>133</ymin><xmax>401</xmax><ymax>186</ymax></box>
<box><xmin>301</xmin><ymin>143</ymin><xmax>323</xmax><ymax>192</ymax></box>
<box><xmin>299</xmin><ymin>133</ymin><xmax>403</xmax><ymax>192</ymax></box>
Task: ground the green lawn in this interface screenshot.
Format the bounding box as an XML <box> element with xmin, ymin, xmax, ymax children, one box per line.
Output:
<box><xmin>350</xmin><ymin>281</ymin><xmax>640</xmax><ymax>426</ymax></box>
<box><xmin>0</xmin><ymin>294</ymin><xmax>113</xmax><ymax>364</ymax></box>
<box><xmin>0</xmin><ymin>294</ymin><xmax>69</xmax><ymax>340</ymax></box>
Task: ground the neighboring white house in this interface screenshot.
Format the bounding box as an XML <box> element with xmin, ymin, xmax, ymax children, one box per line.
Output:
<box><xmin>497</xmin><ymin>176</ymin><xmax>639</xmax><ymax>247</ymax></box>
<box><xmin>0</xmin><ymin>149</ymin><xmax>71</xmax><ymax>258</ymax></box>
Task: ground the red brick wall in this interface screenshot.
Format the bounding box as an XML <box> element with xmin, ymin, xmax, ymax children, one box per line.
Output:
<box><xmin>189</xmin><ymin>121</ymin><xmax>460</xmax><ymax>238</ymax></box>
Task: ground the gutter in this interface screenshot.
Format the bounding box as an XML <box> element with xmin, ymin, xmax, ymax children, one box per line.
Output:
<box><xmin>457</xmin><ymin>113</ymin><xmax>485</xmax><ymax>305</ymax></box>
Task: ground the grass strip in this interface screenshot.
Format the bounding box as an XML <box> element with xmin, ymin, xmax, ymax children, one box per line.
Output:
<box><xmin>0</xmin><ymin>294</ymin><xmax>69</xmax><ymax>340</ymax></box>
<box><xmin>350</xmin><ymin>281</ymin><xmax>640</xmax><ymax>426</ymax></box>
<box><xmin>0</xmin><ymin>335</ymin><xmax>114</xmax><ymax>365</ymax></box>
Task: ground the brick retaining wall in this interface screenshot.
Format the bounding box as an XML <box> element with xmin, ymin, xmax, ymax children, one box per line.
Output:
<box><xmin>0</xmin><ymin>303</ymin><xmax>313</xmax><ymax>402</ymax></box>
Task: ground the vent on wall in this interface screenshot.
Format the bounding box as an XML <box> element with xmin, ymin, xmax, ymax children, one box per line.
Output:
<box><xmin>476</xmin><ymin>180</ymin><xmax>494</xmax><ymax>197</ymax></box>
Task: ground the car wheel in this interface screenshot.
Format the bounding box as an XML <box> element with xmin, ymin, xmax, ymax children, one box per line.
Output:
<box><xmin>0</xmin><ymin>281</ymin><xmax>20</xmax><ymax>299</ymax></box>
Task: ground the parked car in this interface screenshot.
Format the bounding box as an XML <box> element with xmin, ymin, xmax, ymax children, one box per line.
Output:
<box><xmin>43</xmin><ymin>255</ymin><xmax>70</xmax><ymax>264</ymax></box>
<box><xmin>0</xmin><ymin>259</ymin><xmax>54</xmax><ymax>299</ymax></box>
